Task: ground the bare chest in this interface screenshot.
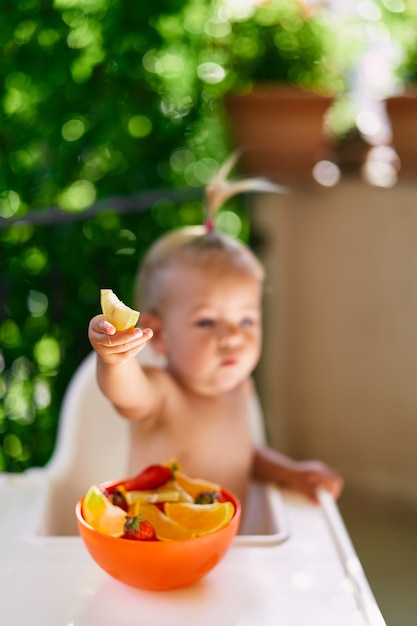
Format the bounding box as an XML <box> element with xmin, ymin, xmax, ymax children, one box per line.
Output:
<box><xmin>128</xmin><ymin>389</ymin><xmax>254</xmax><ymax>502</ymax></box>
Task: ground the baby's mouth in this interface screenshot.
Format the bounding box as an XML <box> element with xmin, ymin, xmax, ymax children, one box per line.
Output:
<box><xmin>221</xmin><ymin>356</ymin><xmax>238</xmax><ymax>366</ymax></box>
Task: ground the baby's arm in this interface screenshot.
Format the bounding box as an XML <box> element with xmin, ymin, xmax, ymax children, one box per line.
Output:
<box><xmin>88</xmin><ymin>314</ymin><xmax>157</xmax><ymax>419</ymax></box>
<box><xmin>252</xmin><ymin>445</ymin><xmax>344</xmax><ymax>503</ymax></box>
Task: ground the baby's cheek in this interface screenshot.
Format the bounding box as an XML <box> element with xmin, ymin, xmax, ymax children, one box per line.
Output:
<box><xmin>172</xmin><ymin>346</ymin><xmax>205</xmax><ymax>373</ymax></box>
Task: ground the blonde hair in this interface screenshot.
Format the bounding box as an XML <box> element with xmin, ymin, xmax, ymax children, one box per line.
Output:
<box><xmin>135</xmin><ymin>153</ymin><xmax>285</xmax><ymax>312</ymax></box>
<box><xmin>136</xmin><ymin>226</ymin><xmax>265</xmax><ymax>312</ymax></box>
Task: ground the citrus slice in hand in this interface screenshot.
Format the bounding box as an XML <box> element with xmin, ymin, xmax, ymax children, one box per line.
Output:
<box><xmin>100</xmin><ymin>289</ymin><xmax>140</xmax><ymax>330</ymax></box>
<box><xmin>173</xmin><ymin>471</ymin><xmax>222</xmax><ymax>500</ymax></box>
<box><xmin>133</xmin><ymin>502</ymin><xmax>194</xmax><ymax>541</ymax></box>
<box><xmin>81</xmin><ymin>485</ymin><xmax>126</xmax><ymax>537</ymax></box>
<box><xmin>164</xmin><ymin>501</ymin><xmax>235</xmax><ymax>536</ymax></box>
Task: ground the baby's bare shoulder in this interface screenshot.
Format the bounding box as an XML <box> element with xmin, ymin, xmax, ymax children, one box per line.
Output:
<box><xmin>142</xmin><ymin>364</ymin><xmax>178</xmax><ymax>391</ymax></box>
<box><xmin>140</xmin><ymin>365</ymin><xmax>185</xmax><ymax>412</ymax></box>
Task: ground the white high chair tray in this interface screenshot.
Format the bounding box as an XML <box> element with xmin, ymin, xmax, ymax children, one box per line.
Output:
<box><xmin>0</xmin><ymin>471</ymin><xmax>386</xmax><ymax>626</ymax></box>
<box><xmin>0</xmin><ymin>349</ymin><xmax>386</xmax><ymax>624</ymax></box>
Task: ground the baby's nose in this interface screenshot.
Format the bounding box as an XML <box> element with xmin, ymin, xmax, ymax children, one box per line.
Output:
<box><xmin>218</xmin><ymin>323</ymin><xmax>241</xmax><ymax>347</ymax></box>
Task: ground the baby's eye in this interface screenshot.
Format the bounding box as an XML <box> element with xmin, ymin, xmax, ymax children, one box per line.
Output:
<box><xmin>241</xmin><ymin>317</ymin><xmax>255</xmax><ymax>327</ymax></box>
<box><xmin>196</xmin><ymin>319</ymin><xmax>215</xmax><ymax>328</ymax></box>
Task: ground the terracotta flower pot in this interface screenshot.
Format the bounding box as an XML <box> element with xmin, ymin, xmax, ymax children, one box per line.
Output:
<box><xmin>386</xmin><ymin>89</ymin><xmax>417</xmax><ymax>178</ymax></box>
<box><xmin>224</xmin><ymin>85</ymin><xmax>333</xmax><ymax>184</ymax></box>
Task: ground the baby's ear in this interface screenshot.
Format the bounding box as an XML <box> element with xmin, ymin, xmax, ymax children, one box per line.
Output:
<box><xmin>139</xmin><ymin>312</ymin><xmax>167</xmax><ymax>355</ymax></box>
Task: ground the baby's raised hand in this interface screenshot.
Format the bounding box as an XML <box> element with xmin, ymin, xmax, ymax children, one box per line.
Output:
<box><xmin>88</xmin><ymin>314</ymin><xmax>153</xmax><ymax>364</ymax></box>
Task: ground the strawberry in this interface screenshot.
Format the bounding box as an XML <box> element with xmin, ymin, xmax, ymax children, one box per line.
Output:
<box><xmin>107</xmin><ymin>464</ymin><xmax>172</xmax><ymax>494</ymax></box>
<box><xmin>123</xmin><ymin>464</ymin><xmax>172</xmax><ymax>491</ymax></box>
<box><xmin>123</xmin><ymin>515</ymin><xmax>157</xmax><ymax>541</ymax></box>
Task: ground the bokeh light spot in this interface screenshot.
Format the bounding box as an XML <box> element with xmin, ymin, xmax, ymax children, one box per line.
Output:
<box><xmin>34</xmin><ymin>379</ymin><xmax>52</xmax><ymax>409</ymax></box>
<box><xmin>14</xmin><ymin>20</ymin><xmax>37</xmax><ymax>44</ymax></box>
<box><xmin>197</xmin><ymin>62</ymin><xmax>226</xmax><ymax>84</ymax></box>
<box><xmin>37</xmin><ymin>28</ymin><xmax>61</xmax><ymax>48</ymax></box>
<box><xmin>0</xmin><ymin>321</ymin><xmax>21</xmax><ymax>349</ymax></box>
<box><xmin>57</xmin><ymin>179</ymin><xmax>97</xmax><ymax>212</ymax></box>
<box><xmin>28</xmin><ymin>290</ymin><xmax>49</xmax><ymax>317</ymax></box>
<box><xmin>312</xmin><ymin>160</ymin><xmax>341</xmax><ymax>187</ymax></box>
<box><xmin>62</xmin><ymin>118</ymin><xmax>87</xmax><ymax>141</ymax></box>
<box><xmin>215</xmin><ymin>211</ymin><xmax>242</xmax><ymax>237</ymax></box>
<box><xmin>0</xmin><ymin>190</ymin><xmax>21</xmax><ymax>218</ymax></box>
<box><xmin>33</xmin><ymin>336</ymin><xmax>61</xmax><ymax>370</ymax></box>
<box><xmin>22</xmin><ymin>247</ymin><xmax>48</xmax><ymax>273</ymax></box>
<box><xmin>128</xmin><ymin>115</ymin><xmax>153</xmax><ymax>138</ymax></box>
<box><xmin>3</xmin><ymin>434</ymin><xmax>22</xmax><ymax>459</ymax></box>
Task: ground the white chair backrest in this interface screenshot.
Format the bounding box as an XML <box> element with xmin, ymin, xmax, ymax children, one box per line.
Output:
<box><xmin>40</xmin><ymin>346</ymin><xmax>266</xmax><ymax>535</ymax></box>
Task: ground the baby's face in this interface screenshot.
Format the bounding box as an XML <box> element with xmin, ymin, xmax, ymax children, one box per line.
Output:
<box><xmin>156</xmin><ymin>264</ymin><xmax>263</xmax><ymax>396</ymax></box>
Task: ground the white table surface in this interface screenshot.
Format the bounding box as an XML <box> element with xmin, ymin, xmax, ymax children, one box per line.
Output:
<box><xmin>0</xmin><ymin>471</ymin><xmax>386</xmax><ymax>626</ymax></box>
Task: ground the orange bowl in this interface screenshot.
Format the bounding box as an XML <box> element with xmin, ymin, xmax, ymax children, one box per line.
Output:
<box><xmin>75</xmin><ymin>482</ymin><xmax>241</xmax><ymax>591</ymax></box>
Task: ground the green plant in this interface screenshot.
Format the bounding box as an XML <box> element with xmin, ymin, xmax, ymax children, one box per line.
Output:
<box><xmin>151</xmin><ymin>0</ymin><xmax>351</xmax><ymax>99</ymax></box>
<box><xmin>145</xmin><ymin>0</ymin><xmax>358</xmax><ymax>165</ymax></box>
<box><xmin>390</xmin><ymin>3</ymin><xmax>417</xmax><ymax>88</ymax></box>
<box><xmin>209</xmin><ymin>0</ymin><xmax>348</xmax><ymax>95</ymax></box>
<box><xmin>0</xmin><ymin>0</ymin><xmax>252</xmax><ymax>472</ymax></box>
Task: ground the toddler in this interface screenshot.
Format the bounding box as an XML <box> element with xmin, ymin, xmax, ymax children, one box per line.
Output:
<box><xmin>88</xmin><ymin>161</ymin><xmax>343</xmax><ymax>518</ymax></box>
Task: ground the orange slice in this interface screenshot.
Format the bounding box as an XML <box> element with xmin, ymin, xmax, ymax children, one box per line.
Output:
<box><xmin>81</xmin><ymin>485</ymin><xmax>126</xmax><ymax>537</ymax></box>
<box><xmin>173</xmin><ymin>471</ymin><xmax>222</xmax><ymax>500</ymax></box>
<box><xmin>164</xmin><ymin>501</ymin><xmax>235</xmax><ymax>536</ymax></box>
<box><xmin>133</xmin><ymin>502</ymin><xmax>194</xmax><ymax>541</ymax></box>
<box><xmin>100</xmin><ymin>289</ymin><xmax>140</xmax><ymax>330</ymax></box>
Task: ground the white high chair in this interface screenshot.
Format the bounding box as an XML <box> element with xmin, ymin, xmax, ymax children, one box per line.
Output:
<box><xmin>38</xmin><ymin>346</ymin><xmax>269</xmax><ymax>536</ymax></box>
<box><xmin>18</xmin><ymin>349</ymin><xmax>387</xmax><ymax>625</ymax></box>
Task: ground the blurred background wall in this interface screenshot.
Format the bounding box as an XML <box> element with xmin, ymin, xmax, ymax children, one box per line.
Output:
<box><xmin>253</xmin><ymin>180</ymin><xmax>417</xmax><ymax>513</ymax></box>
<box><xmin>252</xmin><ymin>180</ymin><xmax>417</xmax><ymax>625</ymax></box>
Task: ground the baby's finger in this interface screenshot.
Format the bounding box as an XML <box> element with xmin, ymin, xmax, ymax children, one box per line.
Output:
<box><xmin>102</xmin><ymin>319</ymin><xmax>117</xmax><ymax>335</ymax></box>
<box><xmin>328</xmin><ymin>476</ymin><xmax>344</xmax><ymax>499</ymax></box>
<box><xmin>100</xmin><ymin>327</ymin><xmax>153</xmax><ymax>353</ymax></box>
<box><xmin>317</xmin><ymin>475</ymin><xmax>343</xmax><ymax>500</ymax></box>
<box><xmin>89</xmin><ymin>314</ymin><xmax>116</xmax><ymax>336</ymax></box>
<box><xmin>113</xmin><ymin>326</ymin><xmax>152</xmax><ymax>344</ymax></box>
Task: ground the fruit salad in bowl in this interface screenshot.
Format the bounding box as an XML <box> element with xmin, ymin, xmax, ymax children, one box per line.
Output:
<box><xmin>76</xmin><ymin>461</ymin><xmax>241</xmax><ymax>591</ymax></box>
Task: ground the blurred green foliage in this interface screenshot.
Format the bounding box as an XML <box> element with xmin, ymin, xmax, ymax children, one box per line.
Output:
<box><xmin>199</xmin><ymin>0</ymin><xmax>349</xmax><ymax>95</ymax></box>
<box><xmin>0</xmin><ymin>0</ymin><xmax>243</xmax><ymax>472</ymax></box>
<box><xmin>0</xmin><ymin>0</ymin><xmax>217</xmax><ymax>209</ymax></box>
<box><xmin>390</xmin><ymin>1</ymin><xmax>417</xmax><ymax>86</ymax></box>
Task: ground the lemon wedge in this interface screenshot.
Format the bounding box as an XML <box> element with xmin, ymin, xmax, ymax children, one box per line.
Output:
<box><xmin>82</xmin><ymin>485</ymin><xmax>126</xmax><ymax>537</ymax></box>
<box><xmin>100</xmin><ymin>289</ymin><xmax>140</xmax><ymax>330</ymax></box>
